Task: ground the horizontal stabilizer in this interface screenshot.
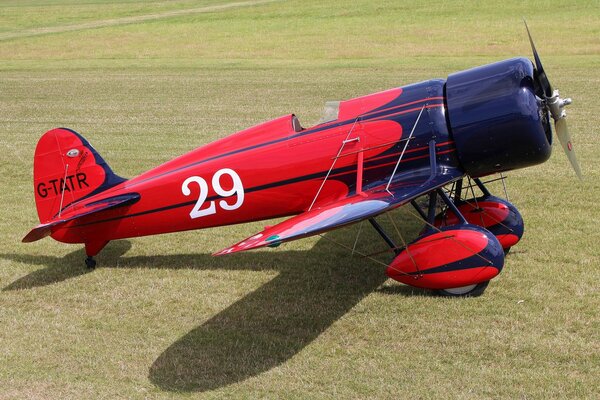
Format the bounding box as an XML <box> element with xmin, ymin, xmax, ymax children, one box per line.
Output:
<box><xmin>22</xmin><ymin>193</ymin><xmax>139</xmax><ymax>243</ymax></box>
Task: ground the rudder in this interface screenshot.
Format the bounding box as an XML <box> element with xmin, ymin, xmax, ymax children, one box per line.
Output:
<box><xmin>33</xmin><ymin>128</ymin><xmax>126</xmax><ymax>223</ymax></box>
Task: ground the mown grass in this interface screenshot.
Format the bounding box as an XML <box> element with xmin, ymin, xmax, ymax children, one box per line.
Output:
<box><xmin>0</xmin><ymin>0</ymin><xmax>598</xmax><ymax>398</ymax></box>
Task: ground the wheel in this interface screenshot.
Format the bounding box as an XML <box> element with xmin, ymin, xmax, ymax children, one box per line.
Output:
<box><xmin>85</xmin><ymin>257</ymin><xmax>96</xmax><ymax>269</ymax></box>
<box><xmin>437</xmin><ymin>281</ymin><xmax>489</xmax><ymax>297</ymax></box>
<box><xmin>504</xmin><ymin>247</ymin><xmax>511</xmax><ymax>256</ymax></box>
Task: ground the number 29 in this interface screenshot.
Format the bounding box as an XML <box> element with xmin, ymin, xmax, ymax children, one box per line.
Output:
<box><xmin>181</xmin><ymin>168</ymin><xmax>244</xmax><ymax>219</ymax></box>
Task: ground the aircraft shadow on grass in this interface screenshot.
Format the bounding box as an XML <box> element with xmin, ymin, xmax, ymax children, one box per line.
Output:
<box><xmin>1</xmin><ymin>221</ymin><xmax>429</xmax><ymax>392</ymax></box>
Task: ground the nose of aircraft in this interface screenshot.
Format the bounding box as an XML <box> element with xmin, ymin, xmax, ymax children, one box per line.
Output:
<box><xmin>445</xmin><ymin>57</ymin><xmax>552</xmax><ymax>177</ymax></box>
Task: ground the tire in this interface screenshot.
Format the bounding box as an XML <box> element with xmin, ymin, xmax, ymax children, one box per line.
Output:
<box><xmin>436</xmin><ymin>281</ymin><xmax>489</xmax><ymax>297</ymax></box>
<box><xmin>85</xmin><ymin>257</ymin><xmax>97</xmax><ymax>269</ymax></box>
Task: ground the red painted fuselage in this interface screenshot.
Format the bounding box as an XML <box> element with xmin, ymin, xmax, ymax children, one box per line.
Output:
<box><xmin>49</xmin><ymin>80</ymin><xmax>457</xmax><ymax>251</ymax></box>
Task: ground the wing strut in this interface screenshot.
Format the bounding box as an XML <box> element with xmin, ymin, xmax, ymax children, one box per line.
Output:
<box><xmin>309</xmin><ymin>117</ymin><xmax>361</xmax><ymax>210</ymax></box>
<box><xmin>385</xmin><ymin>105</ymin><xmax>425</xmax><ymax>193</ymax></box>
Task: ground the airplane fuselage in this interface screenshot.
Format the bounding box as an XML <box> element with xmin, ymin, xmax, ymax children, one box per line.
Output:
<box><xmin>52</xmin><ymin>79</ymin><xmax>454</xmax><ymax>245</ymax></box>
<box><xmin>49</xmin><ymin>57</ymin><xmax>553</xmax><ymax>254</ymax></box>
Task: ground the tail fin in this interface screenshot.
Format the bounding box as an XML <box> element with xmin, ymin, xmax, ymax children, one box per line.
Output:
<box><xmin>33</xmin><ymin>128</ymin><xmax>126</xmax><ymax>223</ymax></box>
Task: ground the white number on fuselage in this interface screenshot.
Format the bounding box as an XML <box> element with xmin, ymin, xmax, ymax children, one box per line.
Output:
<box><xmin>181</xmin><ymin>169</ymin><xmax>244</xmax><ymax>219</ymax></box>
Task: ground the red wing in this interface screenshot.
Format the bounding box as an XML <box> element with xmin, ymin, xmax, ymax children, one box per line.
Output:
<box><xmin>214</xmin><ymin>168</ymin><xmax>462</xmax><ymax>256</ymax></box>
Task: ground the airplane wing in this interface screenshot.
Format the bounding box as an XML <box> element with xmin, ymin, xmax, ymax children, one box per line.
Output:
<box><xmin>22</xmin><ymin>193</ymin><xmax>140</xmax><ymax>243</ymax></box>
<box><xmin>214</xmin><ymin>167</ymin><xmax>463</xmax><ymax>256</ymax></box>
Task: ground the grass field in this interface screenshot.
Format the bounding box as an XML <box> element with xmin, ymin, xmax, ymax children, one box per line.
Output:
<box><xmin>1</xmin><ymin>0</ymin><xmax>599</xmax><ymax>398</ymax></box>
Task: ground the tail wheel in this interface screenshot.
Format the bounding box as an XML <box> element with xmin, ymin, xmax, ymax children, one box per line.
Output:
<box><xmin>437</xmin><ymin>281</ymin><xmax>490</xmax><ymax>297</ymax></box>
<box><xmin>85</xmin><ymin>256</ymin><xmax>96</xmax><ymax>269</ymax></box>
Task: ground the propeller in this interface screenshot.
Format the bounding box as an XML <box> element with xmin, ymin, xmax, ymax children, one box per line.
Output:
<box><xmin>524</xmin><ymin>19</ymin><xmax>582</xmax><ymax>178</ymax></box>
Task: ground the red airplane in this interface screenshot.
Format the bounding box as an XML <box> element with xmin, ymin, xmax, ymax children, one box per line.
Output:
<box><xmin>23</xmin><ymin>27</ymin><xmax>580</xmax><ymax>296</ymax></box>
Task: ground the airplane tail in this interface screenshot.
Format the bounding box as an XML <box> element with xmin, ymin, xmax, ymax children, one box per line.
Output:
<box><xmin>33</xmin><ymin>128</ymin><xmax>126</xmax><ymax>224</ymax></box>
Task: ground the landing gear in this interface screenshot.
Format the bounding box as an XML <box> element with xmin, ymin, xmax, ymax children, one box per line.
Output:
<box><xmin>437</xmin><ymin>281</ymin><xmax>490</xmax><ymax>297</ymax></box>
<box><xmin>372</xmin><ymin>186</ymin><xmax>505</xmax><ymax>297</ymax></box>
<box><xmin>85</xmin><ymin>256</ymin><xmax>96</xmax><ymax>269</ymax></box>
<box><xmin>84</xmin><ymin>241</ymin><xmax>108</xmax><ymax>270</ymax></box>
<box><xmin>430</xmin><ymin>178</ymin><xmax>524</xmax><ymax>251</ymax></box>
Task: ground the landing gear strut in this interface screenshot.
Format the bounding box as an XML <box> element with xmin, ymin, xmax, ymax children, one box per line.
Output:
<box><xmin>368</xmin><ymin>218</ymin><xmax>400</xmax><ymax>255</ymax></box>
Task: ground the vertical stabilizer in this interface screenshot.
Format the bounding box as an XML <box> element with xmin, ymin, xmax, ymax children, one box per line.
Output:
<box><xmin>33</xmin><ymin>128</ymin><xmax>126</xmax><ymax>223</ymax></box>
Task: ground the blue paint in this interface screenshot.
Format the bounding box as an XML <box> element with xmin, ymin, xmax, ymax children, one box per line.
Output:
<box><xmin>446</xmin><ymin>58</ymin><xmax>552</xmax><ymax>177</ymax></box>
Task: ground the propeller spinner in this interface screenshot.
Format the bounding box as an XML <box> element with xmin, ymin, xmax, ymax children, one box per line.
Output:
<box><xmin>524</xmin><ymin>20</ymin><xmax>582</xmax><ymax>178</ymax></box>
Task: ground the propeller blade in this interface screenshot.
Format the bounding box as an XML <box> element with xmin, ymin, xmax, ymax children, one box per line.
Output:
<box><xmin>555</xmin><ymin>118</ymin><xmax>582</xmax><ymax>179</ymax></box>
<box><xmin>523</xmin><ymin>19</ymin><xmax>553</xmax><ymax>97</ymax></box>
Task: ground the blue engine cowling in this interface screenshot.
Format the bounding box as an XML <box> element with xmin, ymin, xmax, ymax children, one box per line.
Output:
<box><xmin>445</xmin><ymin>57</ymin><xmax>552</xmax><ymax>177</ymax></box>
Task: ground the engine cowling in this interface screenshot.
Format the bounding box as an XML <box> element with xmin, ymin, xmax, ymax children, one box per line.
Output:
<box><xmin>387</xmin><ymin>224</ymin><xmax>504</xmax><ymax>290</ymax></box>
<box><xmin>446</xmin><ymin>57</ymin><xmax>553</xmax><ymax>177</ymax></box>
<box><xmin>431</xmin><ymin>196</ymin><xmax>524</xmax><ymax>250</ymax></box>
